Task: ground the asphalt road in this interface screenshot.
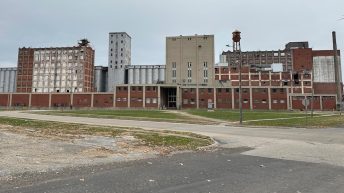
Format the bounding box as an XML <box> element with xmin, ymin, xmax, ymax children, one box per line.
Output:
<box><xmin>1</xmin><ymin>148</ymin><xmax>344</xmax><ymax>193</ymax></box>
<box><xmin>1</xmin><ymin>111</ymin><xmax>344</xmax><ymax>193</ymax></box>
<box><xmin>1</xmin><ymin>111</ymin><xmax>344</xmax><ymax>167</ymax></box>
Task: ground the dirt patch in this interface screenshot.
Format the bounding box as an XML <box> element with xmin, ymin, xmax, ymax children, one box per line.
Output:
<box><xmin>0</xmin><ymin>126</ymin><xmax>160</xmax><ymax>182</ymax></box>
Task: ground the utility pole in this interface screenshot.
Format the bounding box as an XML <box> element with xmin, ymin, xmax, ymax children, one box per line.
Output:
<box><xmin>311</xmin><ymin>68</ymin><xmax>314</xmax><ymax>117</ymax></box>
<box><xmin>232</xmin><ymin>30</ymin><xmax>243</xmax><ymax>124</ymax></box>
<box><xmin>332</xmin><ymin>31</ymin><xmax>342</xmax><ymax>115</ymax></box>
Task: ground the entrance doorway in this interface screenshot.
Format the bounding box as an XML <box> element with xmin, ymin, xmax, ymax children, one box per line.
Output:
<box><xmin>161</xmin><ymin>87</ymin><xmax>177</xmax><ymax>109</ymax></box>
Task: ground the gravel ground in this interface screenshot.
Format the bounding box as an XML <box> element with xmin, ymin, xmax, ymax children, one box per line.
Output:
<box><xmin>0</xmin><ymin>127</ymin><xmax>159</xmax><ymax>182</ymax></box>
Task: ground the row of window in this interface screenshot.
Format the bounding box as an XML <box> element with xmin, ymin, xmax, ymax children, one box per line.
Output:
<box><xmin>116</xmin><ymin>97</ymin><xmax>158</xmax><ymax>104</ymax></box>
<box><xmin>171</xmin><ymin>62</ymin><xmax>209</xmax><ymax>68</ymax></box>
<box><xmin>117</xmin><ymin>86</ymin><xmax>157</xmax><ymax>92</ymax></box>
<box><xmin>187</xmin><ymin>62</ymin><xmax>192</xmax><ymax>83</ymax></box>
<box><xmin>229</xmin><ymin>52</ymin><xmax>290</xmax><ymax>58</ymax></box>
<box><xmin>293</xmin><ymin>96</ymin><xmax>335</xmax><ymax>100</ymax></box>
<box><xmin>171</xmin><ymin>61</ymin><xmax>209</xmax><ymax>83</ymax></box>
<box><xmin>109</xmin><ymin>65</ymin><xmax>123</xmax><ymax>69</ymax></box>
<box><xmin>231</xmin><ymin>59</ymin><xmax>291</xmax><ymax>64</ymax></box>
<box><xmin>182</xmin><ymin>98</ymin><xmax>286</xmax><ymax>105</ymax></box>
<box><xmin>34</xmin><ymin>55</ymin><xmax>84</xmax><ymax>62</ymax></box>
<box><xmin>32</xmin><ymin>49</ymin><xmax>84</xmax><ymax>55</ymax></box>
<box><xmin>171</xmin><ymin>36</ymin><xmax>209</xmax><ymax>41</ymax></box>
<box><xmin>110</xmin><ymin>40</ymin><xmax>124</xmax><ymax>44</ymax></box>
<box><xmin>110</xmin><ymin>60</ymin><xmax>124</xmax><ymax>64</ymax></box>
<box><xmin>110</xmin><ymin>34</ymin><xmax>126</xmax><ymax>38</ymax></box>
<box><xmin>183</xmin><ymin>88</ymin><xmax>288</xmax><ymax>94</ymax></box>
<box><xmin>110</xmin><ymin>52</ymin><xmax>124</xmax><ymax>58</ymax></box>
<box><xmin>33</xmin><ymin>74</ymin><xmax>82</xmax><ymax>78</ymax></box>
<box><xmin>172</xmin><ymin>62</ymin><xmax>177</xmax><ymax>82</ymax></box>
<box><xmin>34</xmin><ymin>63</ymin><xmax>83</xmax><ymax>68</ymax></box>
<box><xmin>32</xmin><ymin>79</ymin><xmax>82</xmax><ymax>84</ymax></box>
<box><xmin>32</xmin><ymin>87</ymin><xmax>83</xmax><ymax>93</ymax></box>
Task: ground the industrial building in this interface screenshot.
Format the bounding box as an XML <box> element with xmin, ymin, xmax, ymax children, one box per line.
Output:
<box><xmin>165</xmin><ymin>35</ymin><xmax>215</xmax><ymax>86</ymax></box>
<box><xmin>107</xmin><ymin>32</ymin><xmax>131</xmax><ymax>92</ymax></box>
<box><xmin>93</xmin><ymin>64</ymin><xmax>165</xmax><ymax>92</ymax></box>
<box><xmin>114</xmin><ymin>35</ymin><xmax>342</xmax><ymax>110</ymax></box>
<box><xmin>0</xmin><ymin>67</ymin><xmax>17</xmax><ymax>92</ymax></box>
<box><xmin>16</xmin><ymin>39</ymin><xmax>95</xmax><ymax>93</ymax></box>
<box><xmin>126</xmin><ymin>65</ymin><xmax>165</xmax><ymax>84</ymax></box>
<box><xmin>94</xmin><ymin>66</ymin><xmax>108</xmax><ymax>92</ymax></box>
<box><xmin>0</xmin><ymin>33</ymin><xmax>342</xmax><ymax>111</ymax></box>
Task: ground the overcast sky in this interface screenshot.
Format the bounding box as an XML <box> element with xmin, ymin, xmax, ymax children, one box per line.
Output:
<box><xmin>0</xmin><ymin>0</ymin><xmax>343</xmax><ymax>73</ymax></box>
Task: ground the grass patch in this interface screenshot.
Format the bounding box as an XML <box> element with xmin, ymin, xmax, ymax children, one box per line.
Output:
<box><xmin>0</xmin><ymin>116</ymin><xmax>212</xmax><ymax>150</ymax></box>
<box><xmin>34</xmin><ymin>109</ymin><xmax>189</xmax><ymax>122</ymax></box>
<box><xmin>133</xmin><ymin>132</ymin><xmax>212</xmax><ymax>150</ymax></box>
<box><xmin>247</xmin><ymin>115</ymin><xmax>344</xmax><ymax>128</ymax></box>
<box><xmin>185</xmin><ymin>109</ymin><xmax>343</xmax><ymax>128</ymax></box>
<box><xmin>0</xmin><ymin>116</ymin><xmax>125</xmax><ymax>137</ymax></box>
<box><xmin>186</xmin><ymin>109</ymin><xmax>304</xmax><ymax>122</ymax></box>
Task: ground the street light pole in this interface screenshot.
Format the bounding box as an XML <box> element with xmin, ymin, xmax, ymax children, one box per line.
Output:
<box><xmin>232</xmin><ymin>30</ymin><xmax>243</xmax><ymax>124</ymax></box>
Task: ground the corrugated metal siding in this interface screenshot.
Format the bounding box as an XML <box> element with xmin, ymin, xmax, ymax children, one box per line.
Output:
<box><xmin>126</xmin><ymin>65</ymin><xmax>165</xmax><ymax>85</ymax></box>
<box><xmin>0</xmin><ymin>68</ymin><xmax>17</xmax><ymax>92</ymax></box>
<box><xmin>94</xmin><ymin>66</ymin><xmax>108</xmax><ymax>92</ymax></box>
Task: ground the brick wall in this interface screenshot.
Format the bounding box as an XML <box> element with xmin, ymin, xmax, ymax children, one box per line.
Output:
<box><xmin>93</xmin><ymin>94</ymin><xmax>113</xmax><ymax>108</ymax></box>
<box><xmin>322</xmin><ymin>96</ymin><xmax>336</xmax><ymax>110</ymax></box>
<box><xmin>182</xmin><ymin>88</ymin><xmax>197</xmax><ymax>108</ymax></box>
<box><xmin>116</xmin><ymin>86</ymin><xmax>128</xmax><ymax>107</ymax></box>
<box><xmin>145</xmin><ymin>86</ymin><xmax>158</xmax><ymax>108</ymax></box>
<box><xmin>216</xmin><ymin>88</ymin><xmax>231</xmax><ymax>109</ymax></box>
<box><xmin>129</xmin><ymin>86</ymin><xmax>143</xmax><ymax>108</ymax></box>
<box><xmin>292</xmin><ymin>48</ymin><xmax>313</xmax><ymax>71</ymax></box>
<box><xmin>51</xmin><ymin>94</ymin><xmax>71</xmax><ymax>107</ymax></box>
<box><xmin>233</xmin><ymin>88</ymin><xmax>250</xmax><ymax>109</ymax></box>
<box><xmin>31</xmin><ymin>94</ymin><xmax>49</xmax><ymax>107</ymax></box>
<box><xmin>12</xmin><ymin>94</ymin><xmax>30</xmax><ymax>107</ymax></box>
<box><xmin>73</xmin><ymin>94</ymin><xmax>92</xmax><ymax>107</ymax></box>
<box><xmin>198</xmin><ymin>88</ymin><xmax>214</xmax><ymax>108</ymax></box>
<box><xmin>270</xmin><ymin>88</ymin><xmax>287</xmax><ymax>110</ymax></box>
<box><xmin>16</xmin><ymin>48</ymin><xmax>34</xmax><ymax>92</ymax></box>
<box><xmin>0</xmin><ymin>94</ymin><xmax>9</xmax><ymax>106</ymax></box>
<box><xmin>314</xmin><ymin>83</ymin><xmax>337</xmax><ymax>94</ymax></box>
<box><xmin>252</xmin><ymin>88</ymin><xmax>269</xmax><ymax>110</ymax></box>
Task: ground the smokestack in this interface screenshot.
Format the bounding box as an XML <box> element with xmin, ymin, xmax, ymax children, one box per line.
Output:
<box><xmin>332</xmin><ymin>31</ymin><xmax>342</xmax><ymax>108</ymax></box>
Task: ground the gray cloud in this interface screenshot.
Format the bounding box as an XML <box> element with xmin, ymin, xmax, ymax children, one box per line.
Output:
<box><xmin>0</xmin><ymin>0</ymin><xmax>343</xmax><ymax>76</ymax></box>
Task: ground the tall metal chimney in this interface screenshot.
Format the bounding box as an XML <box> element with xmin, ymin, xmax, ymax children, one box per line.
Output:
<box><xmin>332</xmin><ymin>31</ymin><xmax>342</xmax><ymax>109</ymax></box>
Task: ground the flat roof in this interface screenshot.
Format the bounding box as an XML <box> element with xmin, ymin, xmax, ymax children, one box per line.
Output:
<box><xmin>166</xmin><ymin>34</ymin><xmax>214</xmax><ymax>38</ymax></box>
<box><xmin>0</xmin><ymin>67</ymin><xmax>17</xmax><ymax>70</ymax></box>
<box><xmin>109</xmin><ymin>32</ymin><xmax>131</xmax><ymax>38</ymax></box>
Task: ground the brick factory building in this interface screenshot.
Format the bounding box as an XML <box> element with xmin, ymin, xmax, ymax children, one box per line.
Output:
<box><xmin>113</xmin><ymin>35</ymin><xmax>342</xmax><ymax>111</ymax></box>
<box><xmin>16</xmin><ymin>39</ymin><xmax>95</xmax><ymax>93</ymax></box>
<box><xmin>0</xmin><ymin>34</ymin><xmax>342</xmax><ymax>111</ymax></box>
